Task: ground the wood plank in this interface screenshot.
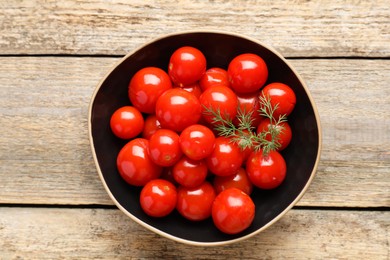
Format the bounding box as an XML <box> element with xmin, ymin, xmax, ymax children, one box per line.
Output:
<box><xmin>1</xmin><ymin>0</ymin><xmax>389</xmax><ymax>57</ymax></box>
<box><xmin>0</xmin><ymin>207</ymin><xmax>388</xmax><ymax>259</ymax></box>
<box><xmin>0</xmin><ymin>57</ymin><xmax>389</xmax><ymax>207</ymax></box>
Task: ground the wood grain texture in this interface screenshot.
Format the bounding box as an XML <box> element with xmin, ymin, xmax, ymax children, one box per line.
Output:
<box><xmin>0</xmin><ymin>57</ymin><xmax>389</xmax><ymax>207</ymax></box>
<box><xmin>1</xmin><ymin>0</ymin><xmax>389</xmax><ymax>57</ymax></box>
<box><xmin>0</xmin><ymin>207</ymin><xmax>388</xmax><ymax>259</ymax></box>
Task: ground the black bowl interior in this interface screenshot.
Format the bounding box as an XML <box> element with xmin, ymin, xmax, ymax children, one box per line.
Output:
<box><xmin>89</xmin><ymin>32</ymin><xmax>320</xmax><ymax>244</ymax></box>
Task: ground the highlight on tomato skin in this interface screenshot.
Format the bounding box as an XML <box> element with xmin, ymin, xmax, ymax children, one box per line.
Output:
<box><xmin>116</xmin><ymin>138</ymin><xmax>162</xmax><ymax>187</ymax></box>
<box><xmin>168</xmin><ymin>46</ymin><xmax>207</xmax><ymax>87</ymax></box>
<box><xmin>260</xmin><ymin>82</ymin><xmax>296</xmax><ymax>118</ymax></box>
<box><xmin>246</xmin><ymin>150</ymin><xmax>287</xmax><ymax>190</ymax></box>
<box><xmin>155</xmin><ymin>88</ymin><xmax>202</xmax><ymax>132</ymax></box>
<box><xmin>228</xmin><ymin>53</ymin><xmax>268</xmax><ymax>94</ymax></box>
<box><xmin>213</xmin><ymin>168</ymin><xmax>253</xmax><ymax>195</ymax></box>
<box><xmin>149</xmin><ymin>129</ymin><xmax>183</xmax><ymax>167</ymax></box>
<box><xmin>211</xmin><ymin>187</ymin><xmax>255</xmax><ymax>234</ymax></box>
<box><xmin>140</xmin><ymin>179</ymin><xmax>177</xmax><ymax>218</ymax></box>
<box><xmin>128</xmin><ymin>67</ymin><xmax>173</xmax><ymax>114</ymax></box>
<box><xmin>179</xmin><ymin>124</ymin><xmax>216</xmax><ymax>161</ymax></box>
<box><xmin>110</xmin><ymin>106</ymin><xmax>144</xmax><ymax>140</ymax></box>
<box><xmin>176</xmin><ymin>181</ymin><xmax>216</xmax><ymax>221</ymax></box>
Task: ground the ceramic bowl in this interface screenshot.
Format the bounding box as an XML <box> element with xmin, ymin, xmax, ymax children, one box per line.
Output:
<box><xmin>88</xmin><ymin>31</ymin><xmax>321</xmax><ymax>246</ymax></box>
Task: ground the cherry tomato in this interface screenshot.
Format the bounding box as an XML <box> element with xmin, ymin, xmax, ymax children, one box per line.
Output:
<box><xmin>234</xmin><ymin>91</ymin><xmax>263</xmax><ymax>128</ymax></box>
<box><xmin>149</xmin><ymin>129</ymin><xmax>183</xmax><ymax>167</ymax></box>
<box><xmin>213</xmin><ymin>168</ymin><xmax>253</xmax><ymax>195</ymax></box>
<box><xmin>128</xmin><ymin>67</ymin><xmax>172</xmax><ymax>114</ymax></box>
<box><xmin>140</xmin><ymin>179</ymin><xmax>177</xmax><ymax>217</ymax></box>
<box><xmin>168</xmin><ymin>46</ymin><xmax>206</xmax><ymax>86</ymax></box>
<box><xmin>176</xmin><ymin>182</ymin><xmax>216</xmax><ymax>221</ymax></box>
<box><xmin>142</xmin><ymin>114</ymin><xmax>161</xmax><ymax>139</ymax></box>
<box><xmin>117</xmin><ymin>138</ymin><xmax>162</xmax><ymax>186</ymax></box>
<box><xmin>179</xmin><ymin>124</ymin><xmax>216</xmax><ymax>160</ymax></box>
<box><xmin>200</xmin><ymin>85</ymin><xmax>238</xmax><ymax>125</ymax></box>
<box><xmin>212</xmin><ymin>188</ymin><xmax>255</xmax><ymax>234</ymax></box>
<box><xmin>173</xmin><ymin>156</ymin><xmax>208</xmax><ymax>188</ymax></box>
<box><xmin>178</xmin><ymin>82</ymin><xmax>202</xmax><ymax>99</ymax></box>
<box><xmin>206</xmin><ymin>136</ymin><xmax>243</xmax><ymax>177</ymax></box>
<box><xmin>199</xmin><ymin>67</ymin><xmax>230</xmax><ymax>91</ymax></box>
<box><xmin>228</xmin><ymin>53</ymin><xmax>268</xmax><ymax>94</ymax></box>
<box><xmin>155</xmin><ymin>88</ymin><xmax>201</xmax><ymax>132</ymax></box>
<box><xmin>257</xmin><ymin>119</ymin><xmax>292</xmax><ymax>151</ymax></box>
<box><xmin>260</xmin><ymin>82</ymin><xmax>296</xmax><ymax>118</ymax></box>
<box><xmin>246</xmin><ymin>150</ymin><xmax>287</xmax><ymax>189</ymax></box>
<box><xmin>110</xmin><ymin>106</ymin><xmax>144</xmax><ymax>139</ymax></box>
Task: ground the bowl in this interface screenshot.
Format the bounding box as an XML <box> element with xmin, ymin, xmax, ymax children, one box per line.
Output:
<box><xmin>88</xmin><ymin>31</ymin><xmax>321</xmax><ymax>246</ymax></box>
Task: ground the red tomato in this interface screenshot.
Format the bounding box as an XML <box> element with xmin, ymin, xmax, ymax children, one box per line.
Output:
<box><xmin>117</xmin><ymin>138</ymin><xmax>162</xmax><ymax>186</ymax></box>
<box><xmin>228</xmin><ymin>53</ymin><xmax>268</xmax><ymax>94</ymax></box>
<box><xmin>149</xmin><ymin>129</ymin><xmax>182</xmax><ymax>167</ymax></box>
<box><xmin>213</xmin><ymin>168</ymin><xmax>253</xmax><ymax>195</ymax></box>
<box><xmin>110</xmin><ymin>106</ymin><xmax>144</xmax><ymax>139</ymax></box>
<box><xmin>260</xmin><ymin>82</ymin><xmax>296</xmax><ymax>118</ymax></box>
<box><xmin>178</xmin><ymin>82</ymin><xmax>202</xmax><ymax>99</ymax></box>
<box><xmin>168</xmin><ymin>46</ymin><xmax>206</xmax><ymax>86</ymax></box>
<box><xmin>234</xmin><ymin>91</ymin><xmax>263</xmax><ymax>128</ymax></box>
<box><xmin>206</xmin><ymin>136</ymin><xmax>243</xmax><ymax>177</ymax></box>
<box><xmin>179</xmin><ymin>124</ymin><xmax>216</xmax><ymax>160</ymax></box>
<box><xmin>173</xmin><ymin>156</ymin><xmax>208</xmax><ymax>188</ymax></box>
<box><xmin>246</xmin><ymin>150</ymin><xmax>287</xmax><ymax>189</ymax></box>
<box><xmin>257</xmin><ymin>119</ymin><xmax>292</xmax><ymax>151</ymax></box>
<box><xmin>212</xmin><ymin>188</ymin><xmax>255</xmax><ymax>234</ymax></box>
<box><xmin>200</xmin><ymin>85</ymin><xmax>238</xmax><ymax>125</ymax></box>
<box><xmin>155</xmin><ymin>88</ymin><xmax>201</xmax><ymax>132</ymax></box>
<box><xmin>142</xmin><ymin>114</ymin><xmax>161</xmax><ymax>139</ymax></box>
<box><xmin>128</xmin><ymin>67</ymin><xmax>172</xmax><ymax>114</ymax></box>
<box><xmin>140</xmin><ymin>179</ymin><xmax>177</xmax><ymax>217</ymax></box>
<box><xmin>199</xmin><ymin>67</ymin><xmax>230</xmax><ymax>91</ymax></box>
<box><xmin>176</xmin><ymin>182</ymin><xmax>216</xmax><ymax>221</ymax></box>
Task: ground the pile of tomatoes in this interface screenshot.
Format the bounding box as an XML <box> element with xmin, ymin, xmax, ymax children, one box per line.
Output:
<box><xmin>110</xmin><ymin>46</ymin><xmax>296</xmax><ymax>235</ymax></box>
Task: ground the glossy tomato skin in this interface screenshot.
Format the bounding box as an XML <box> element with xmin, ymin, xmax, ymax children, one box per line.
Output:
<box><xmin>260</xmin><ymin>82</ymin><xmax>296</xmax><ymax>118</ymax></box>
<box><xmin>176</xmin><ymin>182</ymin><xmax>216</xmax><ymax>221</ymax></box>
<box><xmin>257</xmin><ymin>119</ymin><xmax>292</xmax><ymax>151</ymax></box>
<box><xmin>117</xmin><ymin>138</ymin><xmax>162</xmax><ymax>186</ymax></box>
<box><xmin>213</xmin><ymin>168</ymin><xmax>253</xmax><ymax>195</ymax></box>
<box><xmin>234</xmin><ymin>91</ymin><xmax>264</xmax><ymax>128</ymax></box>
<box><xmin>246</xmin><ymin>150</ymin><xmax>287</xmax><ymax>189</ymax></box>
<box><xmin>199</xmin><ymin>67</ymin><xmax>230</xmax><ymax>91</ymax></box>
<box><xmin>140</xmin><ymin>179</ymin><xmax>177</xmax><ymax>217</ymax></box>
<box><xmin>200</xmin><ymin>85</ymin><xmax>238</xmax><ymax>125</ymax></box>
<box><xmin>179</xmin><ymin>124</ymin><xmax>216</xmax><ymax>160</ymax></box>
<box><xmin>206</xmin><ymin>136</ymin><xmax>243</xmax><ymax>177</ymax></box>
<box><xmin>142</xmin><ymin>114</ymin><xmax>161</xmax><ymax>139</ymax></box>
<box><xmin>212</xmin><ymin>188</ymin><xmax>255</xmax><ymax>234</ymax></box>
<box><xmin>179</xmin><ymin>82</ymin><xmax>202</xmax><ymax>99</ymax></box>
<box><xmin>228</xmin><ymin>53</ymin><xmax>268</xmax><ymax>94</ymax></box>
<box><xmin>149</xmin><ymin>129</ymin><xmax>182</xmax><ymax>167</ymax></box>
<box><xmin>155</xmin><ymin>88</ymin><xmax>201</xmax><ymax>132</ymax></box>
<box><xmin>168</xmin><ymin>46</ymin><xmax>206</xmax><ymax>86</ymax></box>
<box><xmin>110</xmin><ymin>106</ymin><xmax>144</xmax><ymax>139</ymax></box>
<box><xmin>173</xmin><ymin>156</ymin><xmax>208</xmax><ymax>188</ymax></box>
<box><xmin>129</xmin><ymin>67</ymin><xmax>172</xmax><ymax>114</ymax></box>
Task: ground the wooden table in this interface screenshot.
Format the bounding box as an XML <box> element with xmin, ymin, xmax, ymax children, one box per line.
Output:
<box><xmin>1</xmin><ymin>1</ymin><xmax>389</xmax><ymax>259</ymax></box>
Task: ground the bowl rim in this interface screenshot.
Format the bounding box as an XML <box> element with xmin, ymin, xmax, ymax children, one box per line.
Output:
<box><xmin>88</xmin><ymin>29</ymin><xmax>322</xmax><ymax>246</ymax></box>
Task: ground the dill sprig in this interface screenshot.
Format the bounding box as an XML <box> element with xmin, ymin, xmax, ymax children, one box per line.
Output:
<box><xmin>202</xmin><ymin>94</ymin><xmax>286</xmax><ymax>157</ymax></box>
